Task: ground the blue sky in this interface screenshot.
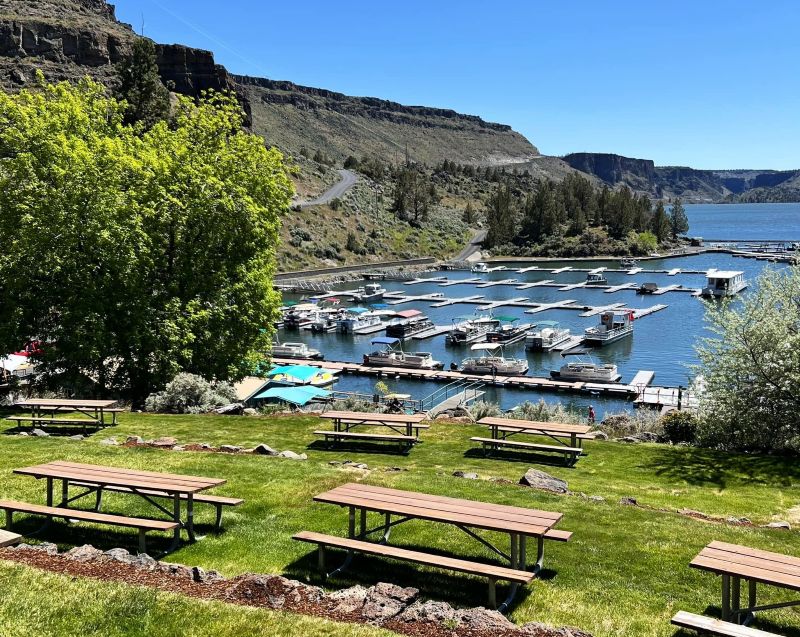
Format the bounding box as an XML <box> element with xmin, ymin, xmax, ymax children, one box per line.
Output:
<box><xmin>112</xmin><ymin>1</ymin><xmax>800</xmax><ymax>170</ymax></box>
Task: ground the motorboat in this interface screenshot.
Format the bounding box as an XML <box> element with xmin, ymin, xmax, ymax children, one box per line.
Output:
<box><xmin>309</xmin><ymin>311</ymin><xmax>342</xmax><ymax>333</ymax></box>
<box><xmin>550</xmin><ymin>349</ymin><xmax>621</xmax><ymax>383</ymax></box>
<box><xmin>385</xmin><ymin>310</ymin><xmax>434</xmax><ymax>339</ymax></box>
<box><xmin>271</xmin><ymin>341</ymin><xmax>324</xmax><ymax>360</ymax></box>
<box><xmin>355</xmin><ymin>282</ymin><xmax>386</xmax><ymax>303</ymax></box>
<box><xmin>471</xmin><ymin>262</ymin><xmax>490</xmax><ymax>273</ymax></box>
<box><xmin>265</xmin><ymin>364</ymin><xmax>338</xmax><ymax>387</ymax></box>
<box><xmin>583</xmin><ymin>311</ymin><xmax>634</xmax><ymax>346</ymax></box>
<box><xmin>336</xmin><ymin>308</ymin><xmax>382</xmax><ymax>334</ymax></box>
<box><xmin>460</xmin><ymin>342</ymin><xmax>528</xmax><ymax>376</ymax></box>
<box><xmin>701</xmin><ymin>270</ymin><xmax>747</xmax><ymax>297</ymax></box>
<box><xmin>620</xmin><ymin>258</ymin><xmax>638</xmax><ymax>268</ymax></box>
<box><xmin>485</xmin><ymin>318</ymin><xmax>532</xmax><ymax>346</ymax></box>
<box><xmin>282</xmin><ymin>308</ymin><xmax>316</xmax><ymax>330</ymax></box>
<box><xmin>363</xmin><ymin>337</ymin><xmax>442</xmax><ymax>370</ymax></box>
<box><xmin>637</xmin><ymin>282</ymin><xmax>658</xmax><ymax>295</ymax></box>
<box><xmin>444</xmin><ymin>314</ymin><xmax>499</xmax><ymax>345</ymax></box>
<box><xmin>525</xmin><ymin>321</ymin><xmax>571</xmax><ymax>351</ymax></box>
<box><xmin>586</xmin><ymin>272</ymin><xmax>608</xmax><ymax>285</ymax></box>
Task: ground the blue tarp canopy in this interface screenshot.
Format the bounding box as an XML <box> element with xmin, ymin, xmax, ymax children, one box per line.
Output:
<box><xmin>266</xmin><ymin>365</ymin><xmax>337</xmax><ymax>381</ymax></box>
<box><xmin>348</xmin><ymin>307</ymin><xmax>369</xmax><ymax>314</ymax></box>
<box><xmin>253</xmin><ymin>386</ymin><xmax>331</xmax><ymax>406</ymax></box>
<box><xmin>371</xmin><ymin>337</ymin><xmax>400</xmax><ymax>346</ymax></box>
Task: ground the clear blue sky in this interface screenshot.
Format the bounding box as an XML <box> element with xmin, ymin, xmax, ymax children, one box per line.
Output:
<box><xmin>113</xmin><ymin>0</ymin><xmax>800</xmax><ymax>170</ymax></box>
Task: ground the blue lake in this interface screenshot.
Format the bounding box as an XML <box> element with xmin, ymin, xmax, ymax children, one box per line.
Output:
<box><xmin>278</xmin><ymin>203</ymin><xmax>799</xmax><ymax>418</ymax></box>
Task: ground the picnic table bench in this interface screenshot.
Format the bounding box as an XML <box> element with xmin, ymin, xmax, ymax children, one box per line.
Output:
<box><xmin>472</xmin><ymin>417</ymin><xmax>595</xmax><ymax>466</ymax></box>
<box><xmin>294</xmin><ymin>482</ymin><xmax>571</xmax><ymax>610</ymax></box>
<box><xmin>672</xmin><ymin>541</ymin><xmax>797</xmax><ymax>636</ymax></box>
<box><xmin>315</xmin><ymin>411</ymin><xmax>429</xmax><ymax>453</ymax></box>
<box><xmin>6</xmin><ymin>399</ymin><xmax>121</xmax><ymax>433</ymax></box>
<box><xmin>3</xmin><ymin>461</ymin><xmax>236</xmax><ymax>553</ymax></box>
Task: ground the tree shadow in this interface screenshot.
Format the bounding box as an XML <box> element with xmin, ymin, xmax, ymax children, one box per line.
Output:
<box><xmin>306</xmin><ymin>440</ymin><xmax>412</xmax><ymax>456</ymax></box>
<box><xmin>670</xmin><ymin>603</ymin><xmax>800</xmax><ymax>637</ymax></box>
<box><xmin>463</xmin><ymin>447</ymin><xmax>576</xmax><ymax>468</ymax></box>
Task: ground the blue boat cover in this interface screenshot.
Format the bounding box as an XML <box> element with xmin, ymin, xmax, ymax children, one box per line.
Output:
<box><xmin>371</xmin><ymin>337</ymin><xmax>400</xmax><ymax>345</ymax></box>
<box><xmin>253</xmin><ymin>386</ymin><xmax>331</xmax><ymax>405</ymax></box>
<box><xmin>266</xmin><ymin>365</ymin><xmax>336</xmax><ymax>381</ymax></box>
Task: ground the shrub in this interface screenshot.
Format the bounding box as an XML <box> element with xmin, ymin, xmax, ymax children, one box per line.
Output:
<box><xmin>330</xmin><ymin>198</ymin><xmax>342</xmax><ymax>211</ymax></box>
<box><xmin>145</xmin><ymin>373</ymin><xmax>237</xmax><ymax>414</ymax></box>
<box><xmin>511</xmin><ymin>399</ymin><xmax>583</xmax><ymax>424</ymax></box>
<box><xmin>597</xmin><ymin>410</ymin><xmax>663</xmax><ymax>438</ymax></box>
<box><xmin>330</xmin><ymin>396</ymin><xmax>376</xmax><ymax>412</ymax></box>
<box><xmin>468</xmin><ymin>401</ymin><xmax>503</xmax><ymax>421</ymax></box>
<box><xmin>661</xmin><ymin>411</ymin><xmax>698</xmax><ymax>444</ymax></box>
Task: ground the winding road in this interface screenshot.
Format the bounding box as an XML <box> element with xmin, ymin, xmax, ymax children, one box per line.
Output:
<box><xmin>298</xmin><ymin>169</ymin><xmax>359</xmax><ymax>208</ymax></box>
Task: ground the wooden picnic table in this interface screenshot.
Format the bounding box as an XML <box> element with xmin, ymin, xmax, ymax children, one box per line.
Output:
<box><xmin>12</xmin><ymin>460</ymin><xmax>225</xmax><ymax>549</ymax></box>
<box><xmin>691</xmin><ymin>541</ymin><xmax>800</xmax><ymax>625</ymax></box>
<box><xmin>9</xmin><ymin>398</ymin><xmax>121</xmax><ymax>431</ymax></box>
<box><xmin>302</xmin><ymin>482</ymin><xmax>568</xmax><ymax>609</ymax></box>
<box><xmin>320</xmin><ymin>410</ymin><xmax>427</xmax><ymax>437</ymax></box>
<box><xmin>477</xmin><ymin>417</ymin><xmax>593</xmax><ymax>448</ymax></box>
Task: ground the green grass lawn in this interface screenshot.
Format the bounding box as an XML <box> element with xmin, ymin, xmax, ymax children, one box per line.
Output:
<box><xmin>1</xmin><ymin>413</ymin><xmax>800</xmax><ymax>636</ymax></box>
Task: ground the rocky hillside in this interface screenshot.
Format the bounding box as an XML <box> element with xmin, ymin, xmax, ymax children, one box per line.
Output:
<box><xmin>563</xmin><ymin>152</ymin><xmax>800</xmax><ymax>203</ymax></box>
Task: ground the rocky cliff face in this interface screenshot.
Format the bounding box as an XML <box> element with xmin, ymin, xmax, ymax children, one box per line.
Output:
<box><xmin>562</xmin><ymin>152</ymin><xmax>656</xmax><ymax>184</ymax></box>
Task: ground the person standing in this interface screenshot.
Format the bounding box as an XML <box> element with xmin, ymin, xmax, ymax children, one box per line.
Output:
<box><xmin>588</xmin><ymin>405</ymin><xmax>596</xmax><ymax>424</ymax></box>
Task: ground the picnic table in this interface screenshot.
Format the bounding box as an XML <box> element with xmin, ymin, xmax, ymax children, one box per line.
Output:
<box><xmin>6</xmin><ymin>398</ymin><xmax>122</xmax><ymax>433</ymax></box>
<box><xmin>2</xmin><ymin>461</ymin><xmax>237</xmax><ymax>553</ymax></box>
<box><xmin>315</xmin><ymin>410</ymin><xmax>429</xmax><ymax>453</ymax></box>
<box><xmin>672</xmin><ymin>541</ymin><xmax>799</xmax><ymax>636</ymax></box>
<box><xmin>472</xmin><ymin>417</ymin><xmax>595</xmax><ymax>465</ymax></box>
<box><xmin>294</xmin><ymin>482</ymin><xmax>571</xmax><ymax>610</ymax></box>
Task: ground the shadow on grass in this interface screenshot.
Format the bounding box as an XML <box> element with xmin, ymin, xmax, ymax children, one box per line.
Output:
<box><xmin>285</xmin><ymin>545</ymin><xmax>542</xmax><ymax>612</ymax></box>
<box><xmin>306</xmin><ymin>440</ymin><xmax>412</xmax><ymax>456</ymax></box>
<box><xmin>1</xmin><ymin>424</ymin><xmax>105</xmax><ymax>437</ymax></box>
<box><xmin>642</xmin><ymin>445</ymin><xmax>800</xmax><ymax>489</ymax></box>
<box><xmin>463</xmin><ymin>447</ymin><xmax>575</xmax><ymax>468</ymax></box>
<box><xmin>670</xmin><ymin>603</ymin><xmax>800</xmax><ymax>637</ymax></box>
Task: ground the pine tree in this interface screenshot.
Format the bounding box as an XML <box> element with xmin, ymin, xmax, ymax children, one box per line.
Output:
<box><xmin>669</xmin><ymin>197</ymin><xmax>689</xmax><ymax>239</ymax></box>
<box><xmin>116</xmin><ymin>38</ymin><xmax>170</xmax><ymax>129</ymax></box>
<box><xmin>651</xmin><ymin>201</ymin><xmax>670</xmax><ymax>243</ymax></box>
<box><xmin>462</xmin><ymin>201</ymin><xmax>478</xmax><ymax>224</ymax></box>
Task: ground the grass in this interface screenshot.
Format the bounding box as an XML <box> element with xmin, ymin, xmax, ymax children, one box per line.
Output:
<box><xmin>2</xmin><ymin>412</ymin><xmax>800</xmax><ymax>636</ymax></box>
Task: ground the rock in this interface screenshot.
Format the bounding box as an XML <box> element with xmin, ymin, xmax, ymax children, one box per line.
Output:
<box><xmin>453</xmin><ymin>470</ymin><xmax>479</xmax><ymax>479</ymax></box>
<box><xmin>361</xmin><ymin>582</ymin><xmax>418</xmax><ymax>620</ymax></box>
<box><xmin>125</xmin><ymin>435</ymin><xmax>144</xmax><ymax>445</ymax></box>
<box><xmin>619</xmin><ymin>497</ymin><xmax>638</xmax><ymax>506</ymax></box>
<box><xmin>104</xmin><ymin>547</ymin><xmax>132</xmax><ymax>563</ymax></box>
<box><xmin>219</xmin><ymin>445</ymin><xmax>243</xmax><ymax>453</ymax></box>
<box><xmin>592</xmin><ymin>431</ymin><xmax>609</xmax><ymax>441</ymax></box>
<box><xmin>151</xmin><ymin>436</ymin><xmax>177</xmax><ymax>448</ymax></box>
<box><xmin>172</xmin><ymin>445</ymin><xmax>185</xmax><ymax>452</ymax></box>
<box><xmin>397</xmin><ymin>600</ymin><xmax>457</xmax><ymax>624</ymax></box>
<box><xmin>343</xmin><ymin>460</ymin><xmax>368</xmax><ymax>469</ymax></box>
<box><xmin>68</xmin><ymin>434</ymin><xmax>84</xmax><ymax>441</ymax></box>
<box><xmin>588</xmin><ymin>495</ymin><xmax>606</xmax><ymax>503</ymax></box>
<box><xmin>278</xmin><ymin>450</ymin><xmax>307</xmax><ymax>460</ymax></box>
<box><xmin>519</xmin><ymin>468</ymin><xmax>568</xmax><ymax>494</ymax></box>
<box><xmin>521</xmin><ymin>622</ymin><xmax>594</xmax><ymax>636</ymax></box>
<box><xmin>456</xmin><ymin>607</ymin><xmax>515</xmax><ymax>631</ymax></box>
<box><xmin>328</xmin><ymin>585</ymin><xmax>368</xmax><ymax>613</ymax></box>
<box><xmin>225</xmin><ymin>574</ymin><xmax>323</xmax><ymax>607</ymax></box>
<box><xmin>617</xmin><ymin>436</ymin><xmax>639</xmax><ymax>444</ymax></box>
<box><xmin>727</xmin><ymin>517</ymin><xmax>751</xmax><ymax>525</ymax></box>
<box><xmin>12</xmin><ymin>542</ymin><xmax>58</xmax><ymax>555</ymax></box>
<box><xmin>130</xmin><ymin>553</ymin><xmax>158</xmax><ymax>570</ymax></box>
<box><xmin>18</xmin><ymin>432</ymin><xmax>28</xmax><ymax>436</ymax></box>
<box><xmin>191</xmin><ymin>566</ymin><xmax>224</xmax><ymax>583</ymax></box>
<box><xmin>10</xmin><ymin>69</ymin><xmax>27</xmax><ymax>85</ymax></box>
<box><xmin>30</xmin><ymin>428</ymin><xmax>49</xmax><ymax>437</ymax></box>
<box><xmin>99</xmin><ymin>437</ymin><xmax>118</xmax><ymax>445</ymax></box>
<box><xmin>213</xmin><ymin>403</ymin><xmax>244</xmax><ymax>415</ymax></box>
<box><xmin>242</xmin><ymin>408</ymin><xmax>258</xmax><ymax>416</ymax></box>
<box><xmin>632</xmin><ymin>431</ymin><xmax>659</xmax><ymax>443</ymax></box>
<box><xmin>765</xmin><ymin>521</ymin><xmax>791</xmax><ymax>530</ymax></box>
<box><xmin>159</xmin><ymin>562</ymin><xmax>194</xmax><ymax>580</ymax></box>
<box><xmin>679</xmin><ymin>508</ymin><xmax>708</xmax><ymax>519</ymax></box>
<box><xmin>253</xmin><ymin>443</ymin><xmax>279</xmax><ymax>456</ymax></box>
<box><xmin>66</xmin><ymin>544</ymin><xmax>104</xmax><ymax>562</ymax></box>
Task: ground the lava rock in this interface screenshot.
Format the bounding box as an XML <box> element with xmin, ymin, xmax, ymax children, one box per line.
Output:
<box><xmin>213</xmin><ymin>403</ymin><xmax>244</xmax><ymax>415</ymax></box>
<box><xmin>453</xmin><ymin>470</ymin><xmax>479</xmax><ymax>479</ymax></box>
<box><xmin>68</xmin><ymin>434</ymin><xmax>84</xmax><ymax>441</ymax></box>
<box><xmin>219</xmin><ymin>445</ymin><xmax>243</xmax><ymax>453</ymax></box>
<box><xmin>397</xmin><ymin>600</ymin><xmax>457</xmax><ymax>624</ymax></box>
<box><xmin>619</xmin><ymin>497</ymin><xmax>638</xmax><ymax>506</ymax></box>
<box><xmin>159</xmin><ymin>562</ymin><xmax>194</xmax><ymax>580</ymax></box>
<box><xmin>151</xmin><ymin>436</ymin><xmax>177</xmax><ymax>448</ymax></box>
<box><xmin>30</xmin><ymin>428</ymin><xmax>49</xmax><ymax>437</ymax></box>
<box><xmin>457</xmin><ymin>607</ymin><xmax>515</xmax><ymax>631</ymax></box>
<box><xmin>361</xmin><ymin>582</ymin><xmax>418</xmax><ymax>620</ymax></box>
<box><xmin>592</xmin><ymin>431</ymin><xmax>609</xmax><ymax>441</ymax></box>
<box><xmin>99</xmin><ymin>437</ymin><xmax>118</xmax><ymax>445</ymax></box>
<box><xmin>66</xmin><ymin>544</ymin><xmax>104</xmax><ymax>562</ymax></box>
<box><xmin>242</xmin><ymin>408</ymin><xmax>258</xmax><ymax>416</ymax></box>
<box><xmin>278</xmin><ymin>450</ymin><xmax>307</xmax><ymax>460</ymax></box>
<box><xmin>328</xmin><ymin>585</ymin><xmax>368</xmax><ymax>613</ymax></box>
<box><xmin>125</xmin><ymin>435</ymin><xmax>144</xmax><ymax>445</ymax></box>
<box><xmin>519</xmin><ymin>468</ymin><xmax>568</xmax><ymax>494</ymax></box>
<box><xmin>253</xmin><ymin>443</ymin><xmax>278</xmax><ymax>456</ymax></box>
<box><xmin>765</xmin><ymin>521</ymin><xmax>791</xmax><ymax>530</ymax></box>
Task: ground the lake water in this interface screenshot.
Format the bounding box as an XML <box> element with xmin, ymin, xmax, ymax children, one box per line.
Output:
<box><xmin>278</xmin><ymin>203</ymin><xmax>799</xmax><ymax>418</ymax></box>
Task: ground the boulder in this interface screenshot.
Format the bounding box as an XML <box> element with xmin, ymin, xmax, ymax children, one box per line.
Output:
<box><xmin>253</xmin><ymin>443</ymin><xmax>278</xmax><ymax>456</ymax></box>
<box><xmin>129</xmin><ymin>553</ymin><xmax>158</xmax><ymax>570</ymax></box>
<box><xmin>765</xmin><ymin>521</ymin><xmax>791</xmax><ymax>530</ymax></box>
<box><xmin>66</xmin><ymin>544</ymin><xmax>104</xmax><ymax>562</ymax></box>
<box><xmin>342</xmin><ymin>460</ymin><xmax>368</xmax><ymax>469</ymax></box>
<box><xmin>242</xmin><ymin>408</ymin><xmax>258</xmax><ymax>416</ymax></box>
<box><xmin>592</xmin><ymin>431</ymin><xmax>609</xmax><ymax>441</ymax></box>
<box><xmin>519</xmin><ymin>468</ymin><xmax>568</xmax><ymax>494</ymax></box>
<box><xmin>11</xmin><ymin>542</ymin><xmax>58</xmax><ymax>555</ymax></box>
<box><xmin>125</xmin><ymin>435</ymin><xmax>144</xmax><ymax>445</ymax></box>
<box><xmin>30</xmin><ymin>428</ymin><xmax>49</xmax><ymax>437</ymax></box>
<box><xmin>456</xmin><ymin>607</ymin><xmax>515</xmax><ymax>631</ymax></box>
<box><xmin>588</xmin><ymin>495</ymin><xmax>606</xmax><ymax>503</ymax></box>
<box><xmin>327</xmin><ymin>585</ymin><xmax>368</xmax><ymax>613</ymax></box>
<box><xmin>619</xmin><ymin>497</ymin><xmax>638</xmax><ymax>506</ymax></box>
<box><xmin>632</xmin><ymin>431</ymin><xmax>659</xmax><ymax>443</ymax></box>
<box><xmin>191</xmin><ymin>565</ymin><xmax>225</xmax><ymax>583</ymax></box>
<box><xmin>617</xmin><ymin>436</ymin><xmax>639</xmax><ymax>444</ymax></box>
<box><xmin>361</xmin><ymin>582</ymin><xmax>418</xmax><ymax>620</ymax></box>
<box><xmin>159</xmin><ymin>562</ymin><xmax>194</xmax><ymax>580</ymax></box>
<box><xmin>99</xmin><ymin>437</ymin><xmax>118</xmax><ymax>445</ymax></box>
<box><xmin>104</xmin><ymin>547</ymin><xmax>132</xmax><ymax>563</ymax></box>
<box><xmin>151</xmin><ymin>436</ymin><xmax>177</xmax><ymax>448</ymax></box>
<box><xmin>225</xmin><ymin>574</ymin><xmax>323</xmax><ymax>607</ymax></box>
<box><xmin>278</xmin><ymin>450</ymin><xmax>307</xmax><ymax>460</ymax></box>
<box><xmin>213</xmin><ymin>403</ymin><xmax>244</xmax><ymax>415</ymax></box>
<box><xmin>453</xmin><ymin>470</ymin><xmax>479</xmax><ymax>479</ymax></box>
<box><xmin>397</xmin><ymin>600</ymin><xmax>457</xmax><ymax>624</ymax></box>
<box><xmin>219</xmin><ymin>445</ymin><xmax>243</xmax><ymax>453</ymax></box>
<box><xmin>67</xmin><ymin>434</ymin><xmax>84</xmax><ymax>441</ymax></box>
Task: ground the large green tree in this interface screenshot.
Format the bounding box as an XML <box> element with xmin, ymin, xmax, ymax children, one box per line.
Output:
<box><xmin>0</xmin><ymin>78</ymin><xmax>293</xmax><ymax>403</ymax></box>
<box><xmin>116</xmin><ymin>38</ymin><xmax>170</xmax><ymax>128</ymax></box>
<box><xmin>650</xmin><ymin>201</ymin><xmax>670</xmax><ymax>243</ymax></box>
<box><xmin>695</xmin><ymin>266</ymin><xmax>800</xmax><ymax>451</ymax></box>
<box><xmin>669</xmin><ymin>197</ymin><xmax>689</xmax><ymax>239</ymax></box>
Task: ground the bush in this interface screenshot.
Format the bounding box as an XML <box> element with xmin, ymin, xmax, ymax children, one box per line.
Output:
<box><xmin>468</xmin><ymin>401</ymin><xmax>503</xmax><ymax>421</ymax></box>
<box><xmin>145</xmin><ymin>373</ymin><xmax>237</xmax><ymax>414</ymax></box>
<box><xmin>661</xmin><ymin>411</ymin><xmax>698</xmax><ymax>444</ymax></box>
<box><xmin>597</xmin><ymin>410</ymin><xmax>662</xmax><ymax>438</ymax></box>
<box><xmin>510</xmin><ymin>399</ymin><xmax>583</xmax><ymax>424</ymax></box>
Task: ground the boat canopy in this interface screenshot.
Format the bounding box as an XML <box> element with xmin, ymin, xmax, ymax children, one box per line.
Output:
<box><xmin>0</xmin><ymin>354</ymin><xmax>29</xmax><ymax>372</ymax></box>
<box><xmin>370</xmin><ymin>303</ymin><xmax>389</xmax><ymax>309</ymax></box>
<box><xmin>494</xmin><ymin>315</ymin><xmax>518</xmax><ymax>323</ymax></box>
<box><xmin>371</xmin><ymin>337</ymin><xmax>401</xmax><ymax>346</ymax></box>
<box><xmin>471</xmin><ymin>342</ymin><xmax>502</xmax><ymax>352</ymax></box>
<box><xmin>253</xmin><ymin>386</ymin><xmax>331</xmax><ymax>406</ymax></box>
<box><xmin>266</xmin><ymin>365</ymin><xmax>338</xmax><ymax>381</ymax></box>
<box><xmin>534</xmin><ymin>320</ymin><xmax>560</xmax><ymax>327</ymax></box>
<box><xmin>561</xmin><ymin>347</ymin><xmax>592</xmax><ymax>357</ymax></box>
<box><xmin>292</xmin><ymin>303</ymin><xmax>318</xmax><ymax>311</ymax></box>
<box><xmin>348</xmin><ymin>307</ymin><xmax>369</xmax><ymax>314</ymax></box>
<box><xmin>396</xmin><ymin>309</ymin><xmax>423</xmax><ymax>318</ymax></box>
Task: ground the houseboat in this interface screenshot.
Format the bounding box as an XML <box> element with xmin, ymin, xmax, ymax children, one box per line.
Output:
<box><xmin>271</xmin><ymin>341</ymin><xmax>324</xmax><ymax>360</ymax></box>
<box><xmin>586</xmin><ymin>272</ymin><xmax>608</xmax><ymax>285</ymax></box>
<box><xmin>355</xmin><ymin>282</ymin><xmax>386</xmax><ymax>303</ymax></box>
<box><xmin>336</xmin><ymin>308</ymin><xmax>382</xmax><ymax>334</ymax></box>
<box><xmin>385</xmin><ymin>310</ymin><xmax>434</xmax><ymax>339</ymax></box>
<box><xmin>620</xmin><ymin>258</ymin><xmax>638</xmax><ymax>268</ymax></box>
<box><xmin>363</xmin><ymin>337</ymin><xmax>442</xmax><ymax>370</ymax></box>
<box><xmin>460</xmin><ymin>343</ymin><xmax>528</xmax><ymax>376</ymax></box>
<box><xmin>637</xmin><ymin>282</ymin><xmax>658</xmax><ymax>295</ymax></box>
<box><xmin>583</xmin><ymin>311</ymin><xmax>634</xmax><ymax>346</ymax></box>
<box><xmin>550</xmin><ymin>350</ymin><xmax>621</xmax><ymax>383</ymax></box>
<box><xmin>525</xmin><ymin>321</ymin><xmax>572</xmax><ymax>351</ymax></box>
<box><xmin>444</xmin><ymin>315</ymin><xmax>499</xmax><ymax>346</ymax></box>
<box><xmin>485</xmin><ymin>318</ymin><xmax>532</xmax><ymax>346</ymax></box>
<box><xmin>471</xmin><ymin>262</ymin><xmax>490</xmax><ymax>274</ymax></box>
<box><xmin>701</xmin><ymin>270</ymin><xmax>747</xmax><ymax>297</ymax></box>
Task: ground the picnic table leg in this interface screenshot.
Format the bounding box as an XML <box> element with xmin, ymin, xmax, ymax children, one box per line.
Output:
<box><xmin>721</xmin><ymin>574</ymin><xmax>731</xmax><ymax>621</ymax></box>
<box><xmin>731</xmin><ymin>576</ymin><xmax>741</xmax><ymax>622</ymax></box>
<box><xmin>359</xmin><ymin>508</ymin><xmax>367</xmax><ymax>539</ymax></box>
<box><xmin>497</xmin><ymin>533</ymin><xmax>520</xmax><ymax>612</ymax></box>
<box><xmin>166</xmin><ymin>493</ymin><xmax>181</xmax><ymax>552</ymax></box>
<box><xmin>60</xmin><ymin>480</ymin><xmax>69</xmax><ymax>507</ymax></box>
<box><xmin>744</xmin><ymin>580</ymin><xmax>757</xmax><ymax>625</ymax></box>
<box><xmin>46</xmin><ymin>477</ymin><xmax>53</xmax><ymax>507</ymax></box>
<box><xmin>186</xmin><ymin>494</ymin><xmax>197</xmax><ymax>542</ymax></box>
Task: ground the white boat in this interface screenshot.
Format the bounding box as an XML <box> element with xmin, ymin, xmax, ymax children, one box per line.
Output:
<box><xmin>586</xmin><ymin>272</ymin><xmax>608</xmax><ymax>285</ymax></box>
<box><xmin>282</xmin><ymin>310</ymin><xmax>314</xmax><ymax>330</ymax></box>
<box><xmin>308</xmin><ymin>310</ymin><xmax>342</xmax><ymax>333</ymax></box>
<box><xmin>460</xmin><ymin>343</ymin><xmax>528</xmax><ymax>376</ymax></box>
<box><xmin>583</xmin><ymin>311</ymin><xmax>634</xmax><ymax>346</ymax></box>
<box><xmin>363</xmin><ymin>337</ymin><xmax>442</xmax><ymax>370</ymax></box>
<box><xmin>550</xmin><ymin>350</ymin><xmax>621</xmax><ymax>383</ymax></box>
<box><xmin>271</xmin><ymin>341</ymin><xmax>324</xmax><ymax>360</ymax></box>
<box><xmin>385</xmin><ymin>310</ymin><xmax>434</xmax><ymax>339</ymax></box>
<box><xmin>485</xmin><ymin>318</ymin><xmax>532</xmax><ymax>346</ymax></box>
<box><xmin>620</xmin><ymin>258</ymin><xmax>638</xmax><ymax>267</ymax></box>
<box><xmin>336</xmin><ymin>308</ymin><xmax>382</xmax><ymax>334</ymax></box>
<box><xmin>356</xmin><ymin>282</ymin><xmax>386</xmax><ymax>303</ymax></box>
<box><xmin>471</xmin><ymin>262</ymin><xmax>490</xmax><ymax>273</ymax></box>
<box><xmin>701</xmin><ymin>270</ymin><xmax>747</xmax><ymax>297</ymax></box>
<box><xmin>445</xmin><ymin>315</ymin><xmax>499</xmax><ymax>345</ymax></box>
<box><xmin>525</xmin><ymin>321</ymin><xmax>571</xmax><ymax>351</ymax></box>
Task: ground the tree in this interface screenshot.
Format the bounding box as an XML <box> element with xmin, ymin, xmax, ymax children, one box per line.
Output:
<box><xmin>462</xmin><ymin>201</ymin><xmax>478</xmax><ymax>225</ymax></box>
<box><xmin>0</xmin><ymin>78</ymin><xmax>293</xmax><ymax>404</ymax></box>
<box><xmin>650</xmin><ymin>201</ymin><xmax>670</xmax><ymax>243</ymax></box>
<box><xmin>391</xmin><ymin>165</ymin><xmax>434</xmax><ymax>224</ymax></box>
<box><xmin>116</xmin><ymin>38</ymin><xmax>170</xmax><ymax>128</ymax></box>
<box><xmin>695</xmin><ymin>266</ymin><xmax>800</xmax><ymax>452</ymax></box>
<box><xmin>669</xmin><ymin>197</ymin><xmax>689</xmax><ymax>240</ymax></box>
<box><xmin>485</xmin><ymin>182</ymin><xmax>516</xmax><ymax>247</ymax></box>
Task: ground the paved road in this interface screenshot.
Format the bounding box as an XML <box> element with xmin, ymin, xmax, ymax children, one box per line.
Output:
<box><xmin>454</xmin><ymin>230</ymin><xmax>487</xmax><ymax>261</ymax></box>
<box><xmin>298</xmin><ymin>169</ymin><xmax>359</xmax><ymax>208</ymax></box>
